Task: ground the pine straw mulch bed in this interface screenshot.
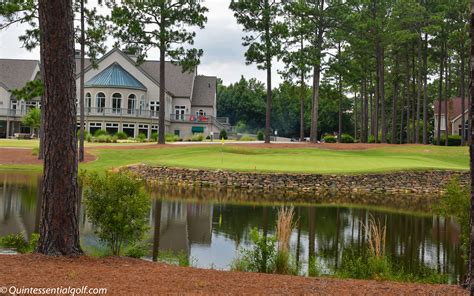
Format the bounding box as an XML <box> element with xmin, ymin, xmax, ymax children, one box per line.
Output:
<box><xmin>0</xmin><ymin>254</ymin><xmax>467</xmax><ymax>295</ymax></box>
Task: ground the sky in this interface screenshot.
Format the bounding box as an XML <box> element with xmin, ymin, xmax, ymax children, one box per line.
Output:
<box><xmin>0</xmin><ymin>0</ymin><xmax>285</xmax><ymax>86</ymax></box>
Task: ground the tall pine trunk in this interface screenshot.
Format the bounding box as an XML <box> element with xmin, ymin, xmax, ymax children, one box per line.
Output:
<box><xmin>158</xmin><ymin>10</ymin><xmax>166</xmax><ymax>145</ymax></box>
<box><xmin>300</xmin><ymin>71</ymin><xmax>305</xmax><ymax>142</ymax></box>
<box><xmin>416</xmin><ymin>36</ymin><xmax>422</xmax><ymax>144</ymax></box>
<box><xmin>391</xmin><ymin>77</ymin><xmax>399</xmax><ymax>144</ymax></box>
<box><xmin>37</xmin><ymin>0</ymin><xmax>82</xmax><ymax>256</ymax></box>
<box><xmin>461</xmin><ymin>42</ymin><xmax>466</xmax><ymax>145</ymax></box>
<box><xmin>158</xmin><ymin>47</ymin><xmax>166</xmax><ymax>144</ymax></box>
<box><xmin>422</xmin><ymin>33</ymin><xmax>428</xmax><ymax>144</ymax></box>
<box><xmin>444</xmin><ymin>55</ymin><xmax>449</xmax><ymax>146</ymax></box>
<box><xmin>378</xmin><ymin>42</ymin><xmax>386</xmax><ymax>143</ymax></box>
<box><xmin>436</xmin><ymin>45</ymin><xmax>444</xmax><ymax>146</ymax></box>
<box><xmin>468</xmin><ymin>2</ymin><xmax>474</xmax><ymax>292</ymax></box>
<box><xmin>79</xmin><ymin>0</ymin><xmax>85</xmax><ymax>161</ymax></box>
<box><xmin>310</xmin><ymin>65</ymin><xmax>320</xmax><ymax>143</ymax></box>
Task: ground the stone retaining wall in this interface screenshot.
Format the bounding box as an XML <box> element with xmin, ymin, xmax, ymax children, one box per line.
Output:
<box><xmin>129</xmin><ymin>165</ymin><xmax>469</xmax><ymax>208</ymax></box>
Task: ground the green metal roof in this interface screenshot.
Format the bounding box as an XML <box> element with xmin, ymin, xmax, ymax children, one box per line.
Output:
<box><xmin>85</xmin><ymin>62</ymin><xmax>146</xmax><ymax>90</ymax></box>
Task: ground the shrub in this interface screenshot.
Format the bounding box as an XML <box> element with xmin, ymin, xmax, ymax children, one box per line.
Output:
<box><xmin>308</xmin><ymin>256</ymin><xmax>321</xmax><ymax>277</ymax></box>
<box><xmin>368</xmin><ymin>135</ymin><xmax>381</xmax><ymax>144</ymax></box>
<box><xmin>0</xmin><ymin>233</ymin><xmax>39</xmax><ymax>253</ymax></box>
<box><xmin>434</xmin><ymin>135</ymin><xmax>462</xmax><ymax>146</ymax></box>
<box><xmin>82</xmin><ymin>171</ymin><xmax>150</xmax><ymax>256</ymax></box>
<box><xmin>115</xmin><ymin>131</ymin><xmax>128</xmax><ymax>140</ymax></box>
<box><xmin>323</xmin><ymin>135</ymin><xmax>336</xmax><ymax>143</ymax></box>
<box><xmin>257</xmin><ymin>131</ymin><xmax>264</xmax><ymax>141</ymax></box>
<box><xmin>155</xmin><ymin>250</ymin><xmax>195</xmax><ymax>267</ymax></box>
<box><xmin>340</xmin><ymin>134</ymin><xmax>354</xmax><ymax>143</ymax></box>
<box><xmin>219</xmin><ymin>129</ymin><xmax>228</xmax><ymax>140</ymax></box>
<box><xmin>239</xmin><ymin>134</ymin><xmax>256</xmax><ymax>141</ymax></box>
<box><xmin>165</xmin><ymin>133</ymin><xmax>179</xmax><ymax>142</ymax></box>
<box><xmin>231</xmin><ymin>228</ymin><xmax>276</xmax><ymax>273</ymax></box>
<box><xmin>77</xmin><ymin>130</ymin><xmax>91</xmax><ymax>140</ymax></box>
<box><xmin>191</xmin><ymin>133</ymin><xmax>204</xmax><ymax>142</ymax></box>
<box><xmin>85</xmin><ymin>133</ymin><xmax>92</xmax><ymax>142</ymax></box>
<box><xmin>93</xmin><ymin>135</ymin><xmax>117</xmax><ymax>143</ymax></box>
<box><xmin>124</xmin><ymin>239</ymin><xmax>150</xmax><ymax>259</ymax></box>
<box><xmin>137</xmin><ymin>133</ymin><xmax>147</xmax><ymax>143</ymax></box>
<box><xmin>94</xmin><ymin>129</ymin><xmax>108</xmax><ymax>137</ymax></box>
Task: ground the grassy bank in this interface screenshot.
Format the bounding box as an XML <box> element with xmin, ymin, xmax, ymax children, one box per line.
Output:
<box><xmin>0</xmin><ymin>141</ymin><xmax>469</xmax><ymax>174</ymax></box>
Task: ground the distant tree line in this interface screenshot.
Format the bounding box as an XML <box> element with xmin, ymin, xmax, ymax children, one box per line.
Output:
<box><xmin>228</xmin><ymin>0</ymin><xmax>470</xmax><ymax>144</ymax></box>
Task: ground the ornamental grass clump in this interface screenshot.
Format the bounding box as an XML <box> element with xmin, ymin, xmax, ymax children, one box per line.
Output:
<box><xmin>364</xmin><ymin>214</ymin><xmax>386</xmax><ymax>258</ymax></box>
<box><xmin>82</xmin><ymin>171</ymin><xmax>150</xmax><ymax>256</ymax></box>
<box><xmin>275</xmin><ymin>207</ymin><xmax>297</xmax><ymax>275</ymax></box>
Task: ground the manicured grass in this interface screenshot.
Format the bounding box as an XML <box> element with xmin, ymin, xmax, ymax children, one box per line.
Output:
<box><xmin>0</xmin><ymin>142</ymin><xmax>469</xmax><ymax>174</ymax></box>
<box><xmin>82</xmin><ymin>145</ymin><xmax>469</xmax><ymax>174</ymax></box>
<box><xmin>0</xmin><ymin>139</ymin><xmax>154</xmax><ymax>148</ymax></box>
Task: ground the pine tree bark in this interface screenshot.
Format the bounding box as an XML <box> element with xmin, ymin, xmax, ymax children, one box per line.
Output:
<box><xmin>416</xmin><ymin>36</ymin><xmax>422</xmax><ymax>144</ymax></box>
<box><xmin>79</xmin><ymin>0</ymin><xmax>85</xmax><ymax>161</ymax></box>
<box><xmin>158</xmin><ymin>7</ymin><xmax>166</xmax><ymax>145</ymax></box>
<box><xmin>444</xmin><ymin>55</ymin><xmax>449</xmax><ymax>146</ymax></box>
<box><xmin>436</xmin><ymin>44</ymin><xmax>444</xmax><ymax>146</ymax></box>
<box><xmin>422</xmin><ymin>34</ymin><xmax>429</xmax><ymax>145</ymax></box>
<box><xmin>36</xmin><ymin>0</ymin><xmax>82</xmax><ymax>256</ymax></box>
<box><xmin>264</xmin><ymin>0</ymin><xmax>272</xmax><ymax>144</ymax></box>
<box><xmin>391</xmin><ymin>77</ymin><xmax>399</xmax><ymax>144</ymax></box>
<box><xmin>362</xmin><ymin>78</ymin><xmax>369</xmax><ymax>143</ymax></box>
<box><xmin>299</xmin><ymin>71</ymin><xmax>305</xmax><ymax>142</ymax></box>
<box><xmin>461</xmin><ymin>42</ymin><xmax>466</xmax><ymax>145</ymax></box>
<box><xmin>468</xmin><ymin>2</ymin><xmax>474</xmax><ymax>292</ymax></box>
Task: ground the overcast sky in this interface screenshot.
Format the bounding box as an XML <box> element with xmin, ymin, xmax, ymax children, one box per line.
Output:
<box><xmin>0</xmin><ymin>0</ymin><xmax>285</xmax><ymax>86</ymax></box>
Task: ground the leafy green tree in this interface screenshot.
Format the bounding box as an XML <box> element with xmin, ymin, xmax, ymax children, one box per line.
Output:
<box><xmin>230</xmin><ymin>0</ymin><xmax>286</xmax><ymax>143</ymax></box>
<box><xmin>109</xmin><ymin>0</ymin><xmax>208</xmax><ymax>144</ymax></box>
<box><xmin>22</xmin><ymin>107</ymin><xmax>41</xmax><ymax>136</ymax></box>
<box><xmin>83</xmin><ymin>172</ymin><xmax>150</xmax><ymax>256</ymax></box>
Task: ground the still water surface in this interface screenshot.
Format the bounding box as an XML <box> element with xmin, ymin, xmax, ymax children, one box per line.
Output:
<box><xmin>0</xmin><ymin>172</ymin><xmax>465</xmax><ymax>282</ymax></box>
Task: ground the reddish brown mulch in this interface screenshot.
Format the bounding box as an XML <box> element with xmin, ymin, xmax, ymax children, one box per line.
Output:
<box><xmin>0</xmin><ymin>254</ymin><xmax>466</xmax><ymax>295</ymax></box>
<box><xmin>0</xmin><ymin>148</ymin><xmax>95</xmax><ymax>165</ymax></box>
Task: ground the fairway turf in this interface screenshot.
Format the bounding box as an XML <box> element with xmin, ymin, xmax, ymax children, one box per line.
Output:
<box><xmin>0</xmin><ymin>141</ymin><xmax>468</xmax><ymax>174</ymax></box>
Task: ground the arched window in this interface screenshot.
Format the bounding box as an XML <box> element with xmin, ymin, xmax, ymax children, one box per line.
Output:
<box><xmin>85</xmin><ymin>93</ymin><xmax>92</xmax><ymax>113</ymax></box>
<box><xmin>96</xmin><ymin>92</ymin><xmax>105</xmax><ymax>113</ymax></box>
<box><xmin>128</xmin><ymin>94</ymin><xmax>136</xmax><ymax>115</ymax></box>
<box><xmin>112</xmin><ymin>93</ymin><xmax>122</xmax><ymax>114</ymax></box>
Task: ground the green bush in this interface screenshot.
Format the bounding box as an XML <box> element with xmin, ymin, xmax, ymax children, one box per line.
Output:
<box><xmin>337</xmin><ymin>250</ymin><xmax>447</xmax><ymax>283</ymax></box>
<box><xmin>93</xmin><ymin>135</ymin><xmax>117</xmax><ymax>143</ymax></box>
<box><xmin>82</xmin><ymin>171</ymin><xmax>150</xmax><ymax>256</ymax></box>
<box><xmin>165</xmin><ymin>133</ymin><xmax>179</xmax><ymax>142</ymax></box>
<box><xmin>85</xmin><ymin>133</ymin><xmax>92</xmax><ymax>142</ymax></box>
<box><xmin>219</xmin><ymin>129</ymin><xmax>228</xmax><ymax>140</ymax></box>
<box><xmin>124</xmin><ymin>239</ymin><xmax>150</xmax><ymax>259</ymax></box>
<box><xmin>231</xmin><ymin>228</ymin><xmax>276</xmax><ymax>273</ymax></box>
<box><xmin>368</xmin><ymin>135</ymin><xmax>381</xmax><ymax>144</ymax></box>
<box><xmin>155</xmin><ymin>250</ymin><xmax>195</xmax><ymax>267</ymax></box>
<box><xmin>340</xmin><ymin>134</ymin><xmax>354</xmax><ymax>143</ymax></box>
<box><xmin>239</xmin><ymin>134</ymin><xmax>256</xmax><ymax>141</ymax></box>
<box><xmin>94</xmin><ymin>129</ymin><xmax>108</xmax><ymax>137</ymax></box>
<box><xmin>137</xmin><ymin>133</ymin><xmax>147</xmax><ymax>143</ymax></box>
<box><xmin>257</xmin><ymin>131</ymin><xmax>264</xmax><ymax>141</ymax></box>
<box><xmin>0</xmin><ymin>233</ymin><xmax>39</xmax><ymax>253</ymax></box>
<box><xmin>151</xmin><ymin>132</ymin><xmax>158</xmax><ymax>141</ymax></box>
<box><xmin>323</xmin><ymin>135</ymin><xmax>336</xmax><ymax>143</ymax></box>
<box><xmin>115</xmin><ymin>131</ymin><xmax>128</xmax><ymax>140</ymax></box>
<box><xmin>191</xmin><ymin>133</ymin><xmax>204</xmax><ymax>142</ymax></box>
<box><xmin>308</xmin><ymin>256</ymin><xmax>321</xmax><ymax>277</ymax></box>
<box><xmin>434</xmin><ymin>135</ymin><xmax>462</xmax><ymax>146</ymax></box>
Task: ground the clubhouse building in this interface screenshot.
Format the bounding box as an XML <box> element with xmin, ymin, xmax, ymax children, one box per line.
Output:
<box><xmin>0</xmin><ymin>48</ymin><xmax>228</xmax><ymax>139</ymax></box>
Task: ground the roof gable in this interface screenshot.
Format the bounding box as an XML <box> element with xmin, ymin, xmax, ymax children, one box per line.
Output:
<box><xmin>192</xmin><ymin>76</ymin><xmax>216</xmax><ymax>107</ymax></box>
<box><xmin>0</xmin><ymin>59</ymin><xmax>39</xmax><ymax>91</ymax></box>
<box><xmin>85</xmin><ymin>62</ymin><xmax>147</xmax><ymax>90</ymax></box>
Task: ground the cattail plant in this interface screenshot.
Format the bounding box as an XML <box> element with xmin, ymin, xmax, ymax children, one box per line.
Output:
<box><xmin>363</xmin><ymin>214</ymin><xmax>387</xmax><ymax>258</ymax></box>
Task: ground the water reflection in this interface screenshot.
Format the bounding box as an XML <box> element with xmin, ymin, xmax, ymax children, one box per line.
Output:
<box><xmin>0</xmin><ymin>172</ymin><xmax>466</xmax><ymax>283</ymax></box>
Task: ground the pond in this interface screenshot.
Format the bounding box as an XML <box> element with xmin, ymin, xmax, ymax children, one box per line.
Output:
<box><xmin>0</xmin><ymin>172</ymin><xmax>465</xmax><ymax>283</ymax></box>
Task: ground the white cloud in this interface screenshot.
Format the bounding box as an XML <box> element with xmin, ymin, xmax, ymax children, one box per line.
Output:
<box><xmin>0</xmin><ymin>0</ymin><xmax>285</xmax><ymax>86</ymax></box>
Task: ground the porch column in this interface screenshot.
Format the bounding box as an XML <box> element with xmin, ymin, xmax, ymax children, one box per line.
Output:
<box><xmin>6</xmin><ymin>119</ymin><xmax>10</xmax><ymax>138</ymax></box>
